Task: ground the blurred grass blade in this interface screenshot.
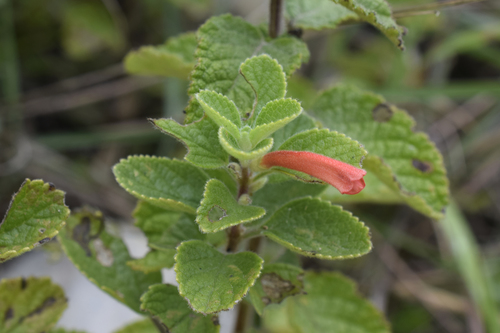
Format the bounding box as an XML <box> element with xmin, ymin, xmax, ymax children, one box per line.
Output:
<box><xmin>439</xmin><ymin>202</ymin><xmax>500</xmax><ymax>332</ymax></box>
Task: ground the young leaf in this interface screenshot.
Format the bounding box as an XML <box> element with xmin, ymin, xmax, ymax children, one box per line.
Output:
<box><xmin>185</xmin><ymin>14</ymin><xmax>309</xmax><ymax>123</ymax></box>
<box><xmin>250</xmin><ymin>99</ymin><xmax>302</xmax><ymax>146</ymax></box>
<box><xmin>196</xmin><ymin>90</ymin><xmax>242</xmax><ymax>139</ymax></box>
<box><xmin>219</xmin><ymin>128</ymin><xmax>273</xmax><ymax>161</ymax></box>
<box><xmin>285</xmin><ymin>0</ymin><xmax>358</xmax><ymax>31</ymax></box>
<box><xmin>248</xmin><ymin>263</ymin><xmax>304</xmax><ymax>315</ymax></box>
<box><xmin>127</xmin><ymin>249</ymin><xmax>176</xmax><ymax>273</ymax></box>
<box><xmin>0</xmin><ymin>179</ymin><xmax>70</xmax><ymax>262</ymax></box>
<box><xmin>271</xmin><ymin>113</ymin><xmax>317</xmax><ymax>150</ymax></box>
<box><xmin>58</xmin><ymin>209</ymin><xmax>162</xmax><ymax>313</ymax></box>
<box><xmin>113</xmin><ymin>155</ymin><xmax>209</xmax><ymax>214</ymax></box>
<box><xmin>262</xmin><ymin>272</ymin><xmax>390</xmax><ymax>333</ymax></box>
<box><xmin>331</xmin><ymin>0</ymin><xmax>406</xmax><ymax>50</ymax></box>
<box><xmin>141</xmin><ymin>284</ymin><xmax>220</xmax><ymax>333</ymax></box>
<box><xmin>124</xmin><ymin>32</ymin><xmax>197</xmax><ymax>79</ymax></box>
<box><xmin>204</xmin><ymin>168</ymin><xmax>238</xmax><ymax>196</ymax></box>
<box><xmin>240</xmin><ymin>55</ymin><xmax>287</xmax><ymax>120</ymax></box>
<box><xmin>175</xmin><ymin>240</ymin><xmax>263</xmax><ymax>314</ymax></box>
<box><xmin>0</xmin><ymin>277</ymin><xmax>67</xmax><ymax>333</ymax></box>
<box><xmin>310</xmin><ymin>85</ymin><xmax>449</xmax><ymax>219</ymax></box>
<box><xmin>112</xmin><ymin>318</ymin><xmax>158</xmax><ymax>333</ymax></box>
<box><xmin>196</xmin><ymin>179</ymin><xmax>266</xmax><ymax>233</ymax></box>
<box><xmin>262</xmin><ymin>197</ymin><xmax>372</xmax><ymax>259</ymax></box>
<box><xmin>152</xmin><ymin>117</ymin><xmax>229</xmax><ymax>169</ymax></box>
<box><xmin>133</xmin><ymin>201</ymin><xmax>204</xmax><ymax>250</ymax></box>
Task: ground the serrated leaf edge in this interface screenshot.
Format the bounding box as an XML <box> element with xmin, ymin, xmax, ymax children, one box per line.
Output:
<box><xmin>262</xmin><ymin>197</ymin><xmax>372</xmax><ymax>260</ymax></box>
<box><xmin>219</xmin><ymin>128</ymin><xmax>273</xmax><ymax>161</ymax></box>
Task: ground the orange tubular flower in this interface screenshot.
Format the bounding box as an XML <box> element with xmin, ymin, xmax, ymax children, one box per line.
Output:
<box><xmin>260</xmin><ymin>151</ymin><xmax>366</xmax><ymax>195</ymax></box>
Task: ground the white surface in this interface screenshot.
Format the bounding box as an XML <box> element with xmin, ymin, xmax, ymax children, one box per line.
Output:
<box><xmin>0</xmin><ymin>223</ymin><xmax>236</xmax><ymax>333</ymax></box>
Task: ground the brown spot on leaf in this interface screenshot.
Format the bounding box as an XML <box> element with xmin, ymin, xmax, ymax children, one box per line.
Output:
<box><xmin>26</xmin><ymin>297</ymin><xmax>57</xmax><ymax>318</ymax></box>
<box><xmin>412</xmin><ymin>159</ymin><xmax>433</xmax><ymax>173</ymax></box>
<box><xmin>372</xmin><ymin>103</ymin><xmax>393</xmax><ymax>122</ymax></box>
<box><xmin>211</xmin><ymin>315</ymin><xmax>220</xmax><ymax>326</ymax></box>
<box><xmin>48</xmin><ymin>183</ymin><xmax>56</xmax><ymax>191</ymax></box>
<box><xmin>5</xmin><ymin>307</ymin><xmax>14</xmax><ymax>321</ymax></box>
<box><xmin>21</xmin><ymin>278</ymin><xmax>27</xmax><ymax>290</ymax></box>
<box><xmin>38</xmin><ymin>237</ymin><xmax>51</xmax><ymax>245</ymax></box>
<box><xmin>261</xmin><ymin>273</ymin><xmax>295</xmax><ymax>300</ymax></box>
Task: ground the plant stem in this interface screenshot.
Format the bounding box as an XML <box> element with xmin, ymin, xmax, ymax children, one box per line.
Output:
<box><xmin>234</xmin><ymin>301</ymin><xmax>250</xmax><ymax>333</ymax></box>
<box><xmin>269</xmin><ymin>0</ymin><xmax>283</xmax><ymax>38</ymax></box>
<box><xmin>227</xmin><ymin>167</ymin><xmax>250</xmax><ymax>252</ymax></box>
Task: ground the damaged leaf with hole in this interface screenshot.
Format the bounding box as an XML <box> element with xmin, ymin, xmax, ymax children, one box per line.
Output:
<box><xmin>0</xmin><ymin>277</ymin><xmax>67</xmax><ymax>333</ymax></box>
<box><xmin>58</xmin><ymin>208</ymin><xmax>161</xmax><ymax>313</ymax></box>
<box><xmin>248</xmin><ymin>263</ymin><xmax>304</xmax><ymax>315</ymax></box>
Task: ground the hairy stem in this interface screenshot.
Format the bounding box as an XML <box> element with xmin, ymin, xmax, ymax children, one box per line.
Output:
<box><xmin>227</xmin><ymin>167</ymin><xmax>250</xmax><ymax>252</ymax></box>
<box><xmin>269</xmin><ymin>0</ymin><xmax>283</xmax><ymax>38</ymax></box>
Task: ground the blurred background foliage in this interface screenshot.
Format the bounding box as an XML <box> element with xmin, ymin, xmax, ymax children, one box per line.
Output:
<box><xmin>1</xmin><ymin>0</ymin><xmax>499</xmax><ymax>332</ymax></box>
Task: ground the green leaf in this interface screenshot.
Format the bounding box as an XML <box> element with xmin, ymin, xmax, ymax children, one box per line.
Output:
<box><xmin>219</xmin><ymin>128</ymin><xmax>273</xmax><ymax>161</ymax></box>
<box><xmin>285</xmin><ymin>0</ymin><xmax>358</xmax><ymax>31</ymax></box>
<box><xmin>248</xmin><ymin>263</ymin><xmax>304</xmax><ymax>315</ymax></box>
<box><xmin>204</xmin><ymin>168</ymin><xmax>238</xmax><ymax>196</ymax></box>
<box><xmin>141</xmin><ymin>284</ymin><xmax>220</xmax><ymax>333</ymax></box>
<box><xmin>273</xmin><ymin>128</ymin><xmax>367</xmax><ymax>184</ymax></box>
<box><xmin>331</xmin><ymin>0</ymin><xmax>406</xmax><ymax>50</ymax></box>
<box><xmin>58</xmin><ymin>209</ymin><xmax>162</xmax><ymax>313</ymax></box>
<box><xmin>310</xmin><ymin>85</ymin><xmax>449</xmax><ymax>219</ymax></box>
<box><xmin>262</xmin><ymin>197</ymin><xmax>371</xmax><ymax>259</ymax></box>
<box><xmin>0</xmin><ymin>179</ymin><xmax>70</xmax><ymax>262</ymax></box>
<box><xmin>127</xmin><ymin>249</ymin><xmax>176</xmax><ymax>273</ymax></box>
<box><xmin>240</xmin><ymin>55</ymin><xmax>287</xmax><ymax>120</ymax></box>
<box><xmin>196</xmin><ymin>90</ymin><xmax>242</xmax><ymax>139</ymax></box>
<box><xmin>0</xmin><ymin>277</ymin><xmax>67</xmax><ymax>333</ymax></box>
<box><xmin>133</xmin><ymin>201</ymin><xmax>204</xmax><ymax>250</ymax></box>
<box><xmin>321</xmin><ymin>171</ymin><xmax>403</xmax><ymax>204</ymax></box>
<box><xmin>113</xmin><ymin>319</ymin><xmax>158</xmax><ymax>333</ymax></box>
<box><xmin>262</xmin><ymin>272</ymin><xmax>390</xmax><ymax>333</ymax></box>
<box><xmin>185</xmin><ymin>14</ymin><xmax>309</xmax><ymax>123</ymax></box>
<box><xmin>250</xmin><ymin>99</ymin><xmax>302</xmax><ymax>146</ymax></box>
<box><xmin>124</xmin><ymin>32</ymin><xmax>197</xmax><ymax>79</ymax></box>
<box><xmin>175</xmin><ymin>240</ymin><xmax>263</xmax><ymax>314</ymax></box>
<box><xmin>196</xmin><ymin>179</ymin><xmax>266</xmax><ymax>233</ymax></box>
<box><xmin>271</xmin><ymin>113</ymin><xmax>317</xmax><ymax>150</ymax></box>
<box><xmin>113</xmin><ymin>155</ymin><xmax>209</xmax><ymax>214</ymax></box>
<box><xmin>152</xmin><ymin>118</ymin><xmax>229</xmax><ymax>169</ymax></box>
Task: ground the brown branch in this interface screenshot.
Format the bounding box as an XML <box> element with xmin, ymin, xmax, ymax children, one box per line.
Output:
<box><xmin>269</xmin><ymin>0</ymin><xmax>283</xmax><ymax>38</ymax></box>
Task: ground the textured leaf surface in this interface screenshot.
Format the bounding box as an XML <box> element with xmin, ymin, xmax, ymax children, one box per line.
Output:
<box><xmin>113</xmin><ymin>319</ymin><xmax>157</xmax><ymax>333</ymax></box>
<box><xmin>311</xmin><ymin>85</ymin><xmax>449</xmax><ymax>218</ymax></box>
<box><xmin>272</xmin><ymin>128</ymin><xmax>366</xmax><ymax>184</ymax></box>
<box><xmin>124</xmin><ymin>32</ymin><xmax>197</xmax><ymax>79</ymax></box>
<box><xmin>262</xmin><ymin>272</ymin><xmax>390</xmax><ymax>333</ymax></box>
<box><xmin>248</xmin><ymin>263</ymin><xmax>304</xmax><ymax>315</ymax></box>
<box><xmin>113</xmin><ymin>155</ymin><xmax>209</xmax><ymax>213</ymax></box>
<box><xmin>286</xmin><ymin>0</ymin><xmax>357</xmax><ymax>30</ymax></box>
<box><xmin>175</xmin><ymin>240</ymin><xmax>263</xmax><ymax>314</ymax></box>
<box><xmin>196</xmin><ymin>179</ymin><xmax>265</xmax><ymax>233</ymax></box>
<box><xmin>141</xmin><ymin>284</ymin><xmax>220</xmax><ymax>333</ymax></box>
<box><xmin>332</xmin><ymin>0</ymin><xmax>405</xmax><ymax>50</ymax></box>
<box><xmin>0</xmin><ymin>179</ymin><xmax>69</xmax><ymax>262</ymax></box>
<box><xmin>185</xmin><ymin>14</ymin><xmax>309</xmax><ymax>123</ymax></box>
<box><xmin>127</xmin><ymin>249</ymin><xmax>176</xmax><ymax>273</ymax></box>
<box><xmin>133</xmin><ymin>201</ymin><xmax>204</xmax><ymax>251</ymax></box>
<box><xmin>271</xmin><ymin>113</ymin><xmax>317</xmax><ymax>150</ymax></box>
<box><xmin>0</xmin><ymin>277</ymin><xmax>67</xmax><ymax>333</ymax></box>
<box><xmin>196</xmin><ymin>90</ymin><xmax>242</xmax><ymax>139</ymax></box>
<box><xmin>250</xmin><ymin>99</ymin><xmax>302</xmax><ymax>146</ymax></box>
<box><xmin>263</xmin><ymin>197</ymin><xmax>371</xmax><ymax>259</ymax></box>
<box><xmin>49</xmin><ymin>329</ymin><xmax>87</xmax><ymax>333</ymax></box>
<box><xmin>240</xmin><ymin>55</ymin><xmax>287</xmax><ymax>120</ymax></box>
<box><xmin>219</xmin><ymin>128</ymin><xmax>273</xmax><ymax>161</ymax></box>
<box><xmin>58</xmin><ymin>209</ymin><xmax>161</xmax><ymax>313</ymax></box>
<box><xmin>152</xmin><ymin>118</ymin><xmax>229</xmax><ymax>169</ymax></box>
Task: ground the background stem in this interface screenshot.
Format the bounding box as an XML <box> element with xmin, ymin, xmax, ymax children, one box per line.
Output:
<box><xmin>269</xmin><ymin>0</ymin><xmax>283</xmax><ymax>38</ymax></box>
